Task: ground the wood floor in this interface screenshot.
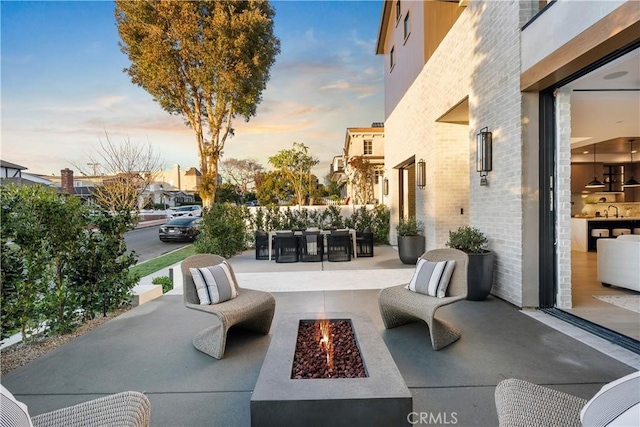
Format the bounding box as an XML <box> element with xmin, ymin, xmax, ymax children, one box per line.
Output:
<box><xmin>567</xmin><ymin>250</ymin><xmax>640</xmax><ymax>341</ymax></box>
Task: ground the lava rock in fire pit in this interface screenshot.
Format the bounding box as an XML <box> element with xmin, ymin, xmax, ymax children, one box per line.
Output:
<box><xmin>291</xmin><ymin>319</ymin><xmax>367</xmax><ymax>379</ymax></box>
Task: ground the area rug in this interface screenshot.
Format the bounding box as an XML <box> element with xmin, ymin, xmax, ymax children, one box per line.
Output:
<box><xmin>593</xmin><ymin>295</ymin><xmax>640</xmax><ymax>314</ymax></box>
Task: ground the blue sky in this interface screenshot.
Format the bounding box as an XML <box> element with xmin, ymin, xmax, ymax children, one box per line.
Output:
<box><xmin>1</xmin><ymin>0</ymin><xmax>384</xmax><ymax>179</ymax></box>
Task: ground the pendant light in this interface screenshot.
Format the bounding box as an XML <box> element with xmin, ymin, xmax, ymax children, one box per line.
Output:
<box><xmin>623</xmin><ymin>139</ymin><xmax>640</xmax><ymax>188</ymax></box>
<box><xmin>585</xmin><ymin>144</ymin><xmax>605</xmax><ymax>188</ymax></box>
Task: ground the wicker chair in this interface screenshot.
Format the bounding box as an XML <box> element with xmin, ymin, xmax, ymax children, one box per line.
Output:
<box><xmin>356</xmin><ymin>231</ymin><xmax>374</xmax><ymax>257</ymax></box>
<box><xmin>495</xmin><ymin>378</ymin><xmax>587</xmax><ymax>427</ymax></box>
<box><xmin>24</xmin><ymin>391</ymin><xmax>150</xmax><ymax>427</ymax></box>
<box><xmin>299</xmin><ymin>231</ymin><xmax>324</xmax><ymax>262</ymax></box>
<box><xmin>378</xmin><ymin>248</ymin><xmax>468</xmax><ymax>350</ymax></box>
<box><xmin>274</xmin><ymin>233</ymin><xmax>299</xmax><ymax>263</ymax></box>
<box><xmin>326</xmin><ymin>230</ymin><xmax>352</xmax><ymax>262</ymax></box>
<box><xmin>182</xmin><ymin>254</ymin><xmax>276</xmax><ymax>359</ymax></box>
<box><xmin>254</xmin><ymin>230</ymin><xmax>270</xmax><ymax>260</ymax></box>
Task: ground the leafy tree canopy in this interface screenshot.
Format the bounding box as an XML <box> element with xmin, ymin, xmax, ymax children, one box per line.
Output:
<box><xmin>115</xmin><ymin>0</ymin><xmax>280</xmax><ymax>207</ymax></box>
<box><xmin>219</xmin><ymin>157</ymin><xmax>264</xmax><ymax>196</ymax></box>
<box><xmin>268</xmin><ymin>142</ymin><xmax>319</xmax><ymax>205</ymax></box>
<box><xmin>255</xmin><ymin>170</ymin><xmax>290</xmax><ymax>205</ymax></box>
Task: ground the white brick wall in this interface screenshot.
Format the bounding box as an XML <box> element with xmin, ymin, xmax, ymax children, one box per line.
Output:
<box><xmin>385</xmin><ymin>1</ymin><xmax>535</xmax><ymax>307</ymax></box>
<box><xmin>556</xmin><ymin>89</ymin><xmax>573</xmax><ymax>308</ymax></box>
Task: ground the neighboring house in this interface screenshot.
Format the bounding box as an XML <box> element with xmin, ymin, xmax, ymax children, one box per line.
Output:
<box><xmin>1</xmin><ymin>160</ymin><xmax>56</xmax><ymax>188</ymax></box>
<box><xmin>340</xmin><ymin>124</ymin><xmax>386</xmax><ymax>204</ymax></box>
<box><xmin>158</xmin><ymin>164</ymin><xmax>202</xmax><ymax>193</ymax></box>
<box><xmin>59</xmin><ymin>168</ymin><xmax>96</xmax><ymax>202</ymax></box>
<box><xmin>376</xmin><ymin>0</ymin><xmax>639</xmax><ymax>320</ymax></box>
<box><xmin>1</xmin><ymin>160</ymin><xmax>27</xmax><ymax>181</ymax></box>
<box><xmin>182</xmin><ymin>167</ymin><xmax>201</xmax><ymax>192</ymax></box>
<box><xmin>141</xmin><ymin>182</ymin><xmax>195</xmax><ymax>208</ymax></box>
<box><xmin>329</xmin><ymin>155</ymin><xmax>347</xmax><ymax>198</ymax></box>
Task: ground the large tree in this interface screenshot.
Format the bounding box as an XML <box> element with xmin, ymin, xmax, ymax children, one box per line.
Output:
<box><xmin>255</xmin><ymin>170</ymin><xmax>291</xmax><ymax>205</ymax></box>
<box><xmin>115</xmin><ymin>0</ymin><xmax>280</xmax><ymax>207</ymax></box>
<box><xmin>268</xmin><ymin>142</ymin><xmax>319</xmax><ymax>205</ymax></box>
<box><xmin>219</xmin><ymin>157</ymin><xmax>264</xmax><ymax>196</ymax></box>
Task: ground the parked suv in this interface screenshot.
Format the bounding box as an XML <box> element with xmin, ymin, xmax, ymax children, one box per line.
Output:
<box><xmin>169</xmin><ymin>205</ymin><xmax>202</xmax><ymax>218</ymax></box>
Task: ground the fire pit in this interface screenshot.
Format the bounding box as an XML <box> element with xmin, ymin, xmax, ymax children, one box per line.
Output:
<box><xmin>251</xmin><ymin>312</ymin><xmax>412</xmax><ymax>427</ymax></box>
<box><xmin>292</xmin><ymin>319</ymin><xmax>367</xmax><ymax>379</ymax></box>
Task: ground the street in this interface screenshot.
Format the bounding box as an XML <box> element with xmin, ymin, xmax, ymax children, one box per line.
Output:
<box><xmin>124</xmin><ymin>225</ymin><xmax>191</xmax><ymax>264</ymax></box>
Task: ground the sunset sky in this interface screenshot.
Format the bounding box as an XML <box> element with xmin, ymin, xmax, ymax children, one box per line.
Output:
<box><xmin>1</xmin><ymin>0</ymin><xmax>384</xmax><ymax>180</ymax></box>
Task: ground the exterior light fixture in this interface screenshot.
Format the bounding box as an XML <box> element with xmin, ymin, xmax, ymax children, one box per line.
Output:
<box><xmin>383</xmin><ymin>178</ymin><xmax>389</xmax><ymax>195</ymax></box>
<box><xmin>624</xmin><ymin>139</ymin><xmax>640</xmax><ymax>188</ymax></box>
<box><xmin>416</xmin><ymin>159</ymin><xmax>426</xmax><ymax>189</ymax></box>
<box><xmin>585</xmin><ymin>144</ymin><xmax>605</xmax><ymax>188</ymax></box>
<box><xmin>476</xmin><ymin>127</ymin><xmax>492</xmax><ymax>186</ymax></box>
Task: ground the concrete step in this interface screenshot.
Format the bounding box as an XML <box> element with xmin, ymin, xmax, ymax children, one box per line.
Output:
<box><xmin>131</xmin><ymin>284</ymin><xmax>163</xmax><ymax>306</ymax></box>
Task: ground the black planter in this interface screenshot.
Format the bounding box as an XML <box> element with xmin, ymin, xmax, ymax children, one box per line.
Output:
<box><xmin>397</xmin><ymin>235</ymin><xmax>425</xmax><ymax>265</ymax></box>
<box><xmin>466</xmin><ymin>251</ymin><xmax>495</xmax><ymax>301</ymax></box>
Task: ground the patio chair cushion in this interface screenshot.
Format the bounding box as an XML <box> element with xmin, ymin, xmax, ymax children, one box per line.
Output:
<box><xmin>190</xmin><ymin>260</ymin><xmax>238</xmax><ymax>304</ymax></box>
<box><xmin>580</xmin><ymin>370</ymin><xmax>640</xmax><ymax>427</ymax></box>
<box><xmin>1</xmin><ymin>385</ymin><xmax>33</xmax><ymax>427</ymax></box>
<box><xmin>406</xmin><ymin>258</ymin><xmax>456</xmax><ymax>298</ymax></box>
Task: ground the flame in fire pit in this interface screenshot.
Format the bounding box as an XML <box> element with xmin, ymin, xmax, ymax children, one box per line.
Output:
<box><xmin>292</xmin><ymin>319</ymin><xmax>367</xmax><ymax>379</ymax></box>
<box><xmin>318</xmin><ymin>319</ymin><xmax>334</xmax><ymax>371</ymax></box>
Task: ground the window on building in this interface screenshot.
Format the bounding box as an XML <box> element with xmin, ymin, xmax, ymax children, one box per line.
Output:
<box><xmin>364</xmin><ymin>140</ymin><xmax>373</xmax><ymax>155</ymax></box>
<box><xmin>390</xmin><ymin>46</ymin><xmax>395</xmax><ymax>71</ymax></box>
<box><xmin>395</xmin><ymin>0</ymin><xmax>401</xmax><ymax>23</ymax></box>
<box><xmin>403</xmin><ymin>11</ymin><xmax>411</xmax><ymax>41</ymax></box>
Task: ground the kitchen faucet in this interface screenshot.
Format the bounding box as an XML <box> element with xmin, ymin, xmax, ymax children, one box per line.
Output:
<box><xmin>607</xmin><ymin>205</ymin><xmax>619</xmax><ymax>218</ymax></box>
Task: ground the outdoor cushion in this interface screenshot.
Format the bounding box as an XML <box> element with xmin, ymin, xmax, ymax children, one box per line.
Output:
<box><xmin>406</xmin><ymin>258</ymin><xmax>456</xmax><ymax>298</ymax></box>
<box><xmin>0</xmin><ymin>385</ymin><xmax>33</xmax><ymax>427</ymax></box>
<box><xmin>190</xmin><ymin>261</ymin><xmax>239</xmax><ymax>304</ymax></box>
<box><xmin>580</xmin><ymin>370</ymin><xmax>640</xmax><ymax>427</ymax></box>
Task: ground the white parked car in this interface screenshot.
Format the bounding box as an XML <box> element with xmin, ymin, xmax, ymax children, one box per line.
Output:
<box><xmin>169</xmin><ymin>205</ymin><xmax>203</xmax><ymax>218</ymax></box>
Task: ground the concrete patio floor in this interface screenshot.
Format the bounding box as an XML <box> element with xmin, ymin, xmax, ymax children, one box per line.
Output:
<box><xmin>2</xmin><ymin>246</ymin><xmax>638</xmax><ymax>426</ymax></box>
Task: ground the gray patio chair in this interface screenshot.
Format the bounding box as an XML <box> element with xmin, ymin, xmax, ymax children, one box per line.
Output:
<box><xmin>1</xmin><ymin>390</ymin><xmax>150</xmax><ymax>427</ymax></box>
<box><xmin>182</xmin><ymin>254</ymin><xmax>276</xmax><ymax>359</ymax></box>
<box><xmin>495</xmin><ymin>378</ymin><xmax>587</xmax><ymax>427</ymax></box>
<box><xmin>378</xmin><ymin>248</ymin><xmax>468</xmax><ymax>350</ymax></box>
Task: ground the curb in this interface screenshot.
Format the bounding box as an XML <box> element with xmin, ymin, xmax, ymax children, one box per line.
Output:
<box><xmin>135</xmin><ymin>219</ymin><xmax>167</xmax><ymax>229</ymax></box>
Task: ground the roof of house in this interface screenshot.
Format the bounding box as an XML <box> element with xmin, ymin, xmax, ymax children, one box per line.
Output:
<box><xmin>0</xmin><ymin>177</ymin><xmax>40</xmax><ymax>187</ymax></box>
<box><xmin>184</xmin><ymin>167</ymin><xmax>201</xmax><ymax>176</ymax></box>
<box><xmin>1</xmin><ymin>160</ymin><xmax>27</xmax><ymax>170</ymax></box>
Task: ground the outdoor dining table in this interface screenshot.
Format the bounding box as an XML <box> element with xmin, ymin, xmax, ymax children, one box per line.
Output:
<box><xmin>268</xmin><ymin>229</ymin><xmax>358</xmax><ymax>261</ymax></box>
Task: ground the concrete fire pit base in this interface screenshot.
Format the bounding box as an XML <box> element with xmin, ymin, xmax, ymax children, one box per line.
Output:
<box><xmin>250</xmin><ymin>312</ymin><xmax>412</xmax><ymax>427</ymax></box>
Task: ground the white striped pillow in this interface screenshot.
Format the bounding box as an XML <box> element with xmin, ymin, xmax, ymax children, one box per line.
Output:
<box><xmin>190</xmin><ymin>261</ymin><xmax>239</xmax><ymax>305</ymax></box>
<box><xmin>406</xmin><ymin>258</ymin><xmax>456</xmax><ymax>298</ymax></box>
<box><xmin>580</xmin><ymin>371</ymin><xmax>639</xmax><ymax>427</ymax></box>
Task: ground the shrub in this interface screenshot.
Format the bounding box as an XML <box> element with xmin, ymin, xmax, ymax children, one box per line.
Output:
<box><xmin>370</xmin><ymin>204</ymin><xmax>390</xmax><ymax>244</ymax></box>
<box><xmin>246</xmin><ymin>204</ymin><xmax>390</xmax><ymax>244</ymax></box>
<box><xmin>152</xmin><ymin>276</ymin><xmax>173</xmax><ymax>293</ymax></box>
<box><xmin>446</xmin><ymin>226</ymin><xmax>488</xmax><ymax>253</ymax></box>
<box><xmin>194</xmin><ymin>203</ymin><xmax>247</xmax><ymax>258</ymax></box>
<box><xmin>396</xmin><ymin>217</ymin><xmax>424</xmax><ymax>236</ymax></box>
<box><xmin>324</xmin><ymin>205</ymin><xmax>345</xmax><ymax>228</ymax></box>
<box><xmin>0</xmin><ymin>185</ymin><xmax>137</xmax><ymax>340</ymax></box>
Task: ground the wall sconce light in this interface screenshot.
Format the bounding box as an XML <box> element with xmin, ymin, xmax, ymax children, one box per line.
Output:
<box><xmin>417</xmin><ymin>159</ymin><xmax>426</xmax><ymax>189</ymax></box>
<box><xmin>476</xmin><ymin>127</ymin><xmax>493</xmax><ymax>186</ymax></box>
<box><xmin>383</xmin><ymin>178</ymin><xmax>389</xmax><ymax>195</ymax></box>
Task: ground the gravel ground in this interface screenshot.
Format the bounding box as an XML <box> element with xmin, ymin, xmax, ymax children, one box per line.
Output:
<box><xmin>1</xmin><ymin>306</ymin><xmax>131</xmax><ymax>375</ymax></box>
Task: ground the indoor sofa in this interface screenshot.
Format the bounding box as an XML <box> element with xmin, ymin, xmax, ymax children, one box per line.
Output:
<box><xmin>597</xmin><ymin>234</ymin><xmax>640</xmax><ymax>292</ymax></box>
